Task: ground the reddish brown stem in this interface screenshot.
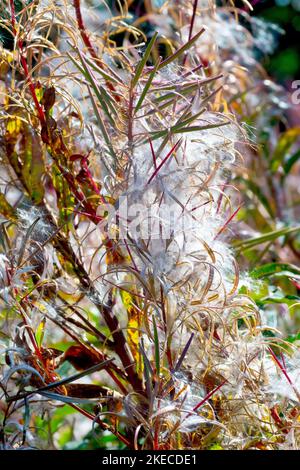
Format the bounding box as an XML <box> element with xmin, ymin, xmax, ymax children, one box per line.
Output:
<box><xmin>73</xmin><ymin>0</ymin><xmax>98</xmax><ymax>60</ymax></box>
<box><xmin>70</xmin><ymin>404</ymin><xmax>131</xmax><ymax>447</ymax></box>
<box><xmin>19</xmin><ymin>53</ymin><xmax>46</xmax><ymax>125</ymax></box>
<box><xmin>9</xmin><ymin>4</ymin><xmax>46</xmax><ymax>125</ymax></box>
<box><xmin>183</xmin><ymin>0</ymin><xmax>199</xmax><ymax>67</ymax></box>
<box><xmin>10</xmin><ymin>0</ymin><xmax>16</xmax><ymax>31</ymax></box>
<box><xmin>100</xmin><ymin>300</ymin><xmax>144</xmax><ymax>393</ymax></box>
<box><xmin>73</xmin><ymin>0</ymin><xmax>120</xmax><ymax>101</ymax></box>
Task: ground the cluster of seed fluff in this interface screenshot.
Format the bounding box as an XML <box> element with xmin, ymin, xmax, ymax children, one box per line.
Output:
<box><xmin>51</xmin><ymin>1</ymin><xmax>299</xmax><ymax>448</ymax></box>
<box><xmin>1</xmin><ymin>0</ymin><xmax>299</xmax><ymax>450</ymax></box>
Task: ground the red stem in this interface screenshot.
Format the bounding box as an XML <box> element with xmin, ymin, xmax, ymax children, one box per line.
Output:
<box><xmin>214</xmin><ymin>204</ymin><xmax>243</xmax><ymax>240</ymax></box>
<box><xmin>182</xmin><ymin>0</ymin><xmax>198</xmax><ymax>67</ymax></box>
<box><xmin>10</xmin><ymin>0</ymin><xmax>16</xmax><ymax>32</ymax></box>
<box><xmin>9</xmin><ymin>3</ymin><xmax>46</xmax><ymax>125</ymax></box>
<box><xmin>147</xmin><ymin>139</ymin><xmax>182</xmax><ymax>185</ymax></box>
<box><xmin>73</xmin><ymin>0</ymin><xmax>98</xmax><ymax>60</ymax></box>
<box><xmin>73</xmin><ymin>0</ymin><xmax>120</xmax><ymax>101</ymax></box>
<box><xmin>70</xmin><ymin>404</ymin><xmax>131</xmax><ymax>447</ymax></box>
<box><xmin>193</xmin><ymin>380</ymin><xmax>226</xmax><ymax>411</ymax></box>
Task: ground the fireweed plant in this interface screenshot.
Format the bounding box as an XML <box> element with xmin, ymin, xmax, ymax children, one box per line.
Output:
<box><xmin>0</xmin><ymin>0</ymin><xmax>299</xmax><ymax>450</ymax></box>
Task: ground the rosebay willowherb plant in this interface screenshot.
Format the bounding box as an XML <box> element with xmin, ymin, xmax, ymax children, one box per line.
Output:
<box><xmin>0</xmin><ymin>0</ymin><xmax>299</xmax><ymax>450</ymax></box>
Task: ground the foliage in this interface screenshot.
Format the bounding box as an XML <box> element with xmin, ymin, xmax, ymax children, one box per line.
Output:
<box><xmin>0</xmin><ymin>0</ymin><xmax>299</xmax><ymax>450</ymax></box>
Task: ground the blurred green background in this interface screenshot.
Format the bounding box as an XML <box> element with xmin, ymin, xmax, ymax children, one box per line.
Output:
<box><xmin>254</xmin><ymin>0</ymin><xmax>300</xmax><ymax>81</ymax></box>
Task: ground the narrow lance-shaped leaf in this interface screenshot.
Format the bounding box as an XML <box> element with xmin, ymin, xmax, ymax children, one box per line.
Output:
<box><xmin>87</xmin><ymin>85</ymin><xmax>117</xmax><ymax>159</ymax></box>
<box><xmin>7</xmin><ymin>358</ymin><xmax>114</xmax><ymax>402</ymax></box>
<box><xmin>152</xmin><ymin>315</ymin><xmax>160</xmax><ymax>377</ymax></box>
<box><xmin>283</xmin><ymin>149</ymin><xmax>300</xmax><ymax>175</ymax></box>
<box><xmin>270</xmin><ymin>127</ymin><xmax>300</xmax><ymax>173</ymax></box>
<box><xmin>21</xmin><ymin>127</ymin><xmax>45</xmax><ymax>204</ymax></box>
<box><xmin>157</xmin><ymin>28</ymin><xmax>205</xmax><ymax>70</ymax></box>
<box><xmin>121</xmin><ymin>290</ymin><xmax>142</xmax><ymax>376</ymax></box>
<box><xmin>132</xmin><ymin>32</ymin><xmax>158</xmax><ymax>88</ymax></box>
<box><xmin>148</xmin><ymin>119</ymin><xmax>229</xmax><ymax>142</ymax></box>
<box><xmin>69</xmin><ymin>50</ymin><xmax>115</xmax><ymax>125</ymax></box>
<box><xmin>233</xmin><ymin>225</ymin><xmax>300</xmax><ymax>251</ymax></box>
<box><xmin>251</xmin><ymin>262</ymin><xmax>300</xmax><ymax>279</ymax></box>
<box><xmin>134</xmin><ymin>56</ymin><xmax>161</xmax><ymax>114</ymax></box>
<box><xmin>236</xmin><ymin>176</ymin><xmax>274</xmax><ymax>219</ymax></box>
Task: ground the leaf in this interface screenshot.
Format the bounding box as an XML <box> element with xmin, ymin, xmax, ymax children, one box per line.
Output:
<box><xmin>152</xmin><ymin>315</ymin><xmax>160</xmax><ymax>377</ymax></box>
<box><xmin>285</xmin><ymin>332</ymin><xmax>300</xmax><ymax>344</ymax></box>
<box><xmin>233</xmin><ymin>226</ymin><xmax>300</xmax><ymax>251</ymax></box>
<box><xmin>62</xmin><ymin>345</ymin><xmax>105</xmax><ymax>371</ymax></box>
<box><xmin>0</xmin><ymin>192</ymin><xmax>17</xmax><ymax>222</ymax></box>
<box><xmin>283</xmin><ymin>149</ymin><xmax>300</xmax><ymax>175</ymax></box>
<box><xmin>173</xmin><ymin>333</ymin><xmax>194</xmax><ymax>372</ymax></box>
<box><xmin>209</xmin><ymin>443</ymin><xmax>223</xmax><ymax>450</ymax></box>
<box><xmin>41</xmin><ymin>86</ymin><xmax>56</xmax><ymax>113</ymax></box>
<box><xmin>7</xmin><ymin>358</ymin><xmax>114</xmax><ymax>403</ymax></box>
<box><xmin>78</xmin><ymin>51</ymin><xmax>117</xmax><ymax>118</ymax></box>
<box><xmin>68</xmin><ymin>50</ymin><xmax>115</xmax><ymax>125</ymax></box>
<box><xmin>157</xmin><ymin>28</ymin><xmax>205</xmax><ymax>70</ymax></box>
<box><xmin>134</xmin><ymin>56</ymin><xmax>161</xmax><ymax>114</ymax></box>
<box><xmin>132</xmin><ymin>32</ymin><xmax>158</xmax><ymax>88</ymax></box>
<box><xmin>270</xmin><ymin>127</ymin><xmax>300</xmax><ymax>173</ymax></box>
<box><xmin>6</xmin><ymin>117</ymin><xmax>22</xmax><ymax>135</ymax></box>
<box><xmin>153</xmin><ymin>76</ymin><xmax>222</xmax><ymax>104</ymax></box>
<box><xmin>65</xmin><ymin>384</ymin><xmax>111</xmax><ymax>398</ymax></box>
<box><xmin>251</xmin><ymin>262</ymin><xmax>300</xmax><ymax>279</ymax></box>
<box><xmin>140</xmin><ymin>340</ymin><xmax>153</xmax><ymax>398</ymax></box>
<box><xmin>36</xmin><ymin>317</ymin><xmax>46</xmax><ymax>348</ymax></box>
<box><xmin>38</xmin><ymin>390</ymin><xmax>99</xmax><ymax>404</ymax></box>
<box><xmin>22</xmin><ymin>128</ymin><xmax>45</xmax><ymax>204</ymax></box>
<box><xmin>87</xmin><ymin>85</ymin><xmax>116</xmax><ymax>159</ymax></box>
<box><xmin>236</xmin><ymin>177</ymin><xmax>274</xmax><ymax>219</ymax></box>
<box><xmin>149</xmin><ymin>119</ymin><xmax>229</xmax><ymax>142</ymax></box>
<box><xmin>83</xmin><ymin>55</ymin><xmax>123</xmax><ymax>85</ymax></box>
<box><xmin>121</xmin><ymin>290</ymin><xmax>142</xmax><ymax>375</ymax></box>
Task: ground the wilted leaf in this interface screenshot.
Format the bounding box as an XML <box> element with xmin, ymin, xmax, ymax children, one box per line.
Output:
<box><xmin>63</xmin><ymin>345</ymin><xmax>104</xmax><ymax>371</ymax></box>
<box><xmin>0</xmin><ymin>192</ymin><xmax>17</xmax><ymax>222</ymax></box>
<box><xmin>41</xmin><ymin>86</ymin><xmax>56</xmax><ymax>113</ymax></box>
<box><xmin>121</xmin><ymin>290</ymin><xmax>142</xmax><ymax>375</ymax></box>
<box><xmin>22</xmin><ymin>127</ymin><xmax>45</xmax><ymax>204</ymax></box>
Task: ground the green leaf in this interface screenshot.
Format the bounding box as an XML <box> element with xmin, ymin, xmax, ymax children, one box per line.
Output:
<box><xmin>285</xmin><ymin>332</ymin><xmax>300</xmax><ymax>343</ymax></box>
<box><xmin>134</xmin><ymin>56</ymin><xmax>161</xmax><ymax>114</ymax></box>
<box><xmin>87</xmin><ymin>85</ymin><xmax>117</xmax><ymax>159</ymax></box>
<box><xmin>132</xmin><ymin>32</ymin><xmax>158</xmax><ymax>88</ymax></box>
<box><xmin>233</xmin><ymin>225</ymin><xmax>300</xmax><ymax>251</ymax></box>
<box><xmin>157</xmin><ymin>28</ymin><xmax>205</xmax><ymax>70</ymax></box>
<box><xmin>251</xmin><ymin>262</ymin><xmax>300</xmax><ymax>279</ymax></box>
<box><xmin>236</xmin><ymin>177</ymin><xmax>274</xmax><ymax>219</ymax></box>
<box><xmin>283</xmin><ymin>148</ymin><xmax>300</xmax><ymax>175</ymax></box>
<box><xmin>149</xmin><ymin>119</ymin><xmax>229</xmax><ymax>142</ymax></box>
<box><xmin>83</xmin><ymin>55</ymin><xmax>123</xmax><ymax>86</ymax></box>
<box><xmin>270</xmin><ymin>127</ymin><xmax>300</xmax><ymax>173</ymax></box>
<box><xmin>68</xmin><ymin>50</ymin><xmax>115</xmax><ymax>125</ymax></box>
<box><xmin>22</xmin><ymin>128</ymin><xmax>45</xmax><ymax>204</ymax></box>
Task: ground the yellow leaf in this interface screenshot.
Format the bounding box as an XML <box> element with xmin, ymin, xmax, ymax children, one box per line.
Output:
<box><xmin>121</xmin><ymin>290</ymin><xmax>142</xmax><ymax>375</ymax></box>
<box><xmin>7</xmin><ymin>118</ymin><xmax>22</xmax><ymax>135</ymax></box>
<box><xmin>36</xmin><ymin>317</ymin><xmax>46</xmax><ymax>348</ymax></box>
<box><xmin>0</xmin><ymin>193</ymin><xmax>17</xmax><ymax>222</ymax></box>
